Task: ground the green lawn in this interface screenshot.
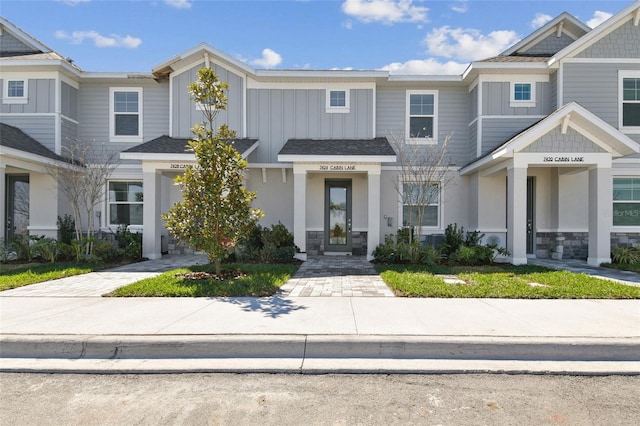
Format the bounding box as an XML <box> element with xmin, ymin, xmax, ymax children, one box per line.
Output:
<box><xmin>107</xmin><ymin>263</ymin><xmax>299</xmax><ymax>297</ymax></box>
<box><xmin>602</xmin><ymin>263</ymin><xmax>640</xmax><ymax>274</ymax></box>
<box><xmin>376</xmin><ymin>264</ymin><xmax>640</xmax><ymax>299</ymax></box>
<box><xmin>0</xmin><ymin>262</ymin><xmax>96</xmax><ymax>291</ymax></box>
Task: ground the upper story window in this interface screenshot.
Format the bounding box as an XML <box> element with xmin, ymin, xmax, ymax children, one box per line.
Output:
<box><xmin>613</xmin><ymin>178</ymin><xmax>640</xmax><ymax>227</ymax></box>
<box><xmin>109</xmin><ymin>87</ymin><xmax>143</xmax><ymax>142</ymax></box>
<box><xmin>3</xmin><ymin>79</ymin><xmax>28</xmax><ymax>104</ymax></box>
<box><xmin>510</xmin><ymin>82</ymin><xmax>536</xmax><ymax>108</ymax></box>
<box><xmin>326</xmin><ymin>89</ymin><xmax>350</xmax><ymax>113</ymax></box>
<box><xmin>406</xmin><ymin>90</ymin><xmax>438</xmax><ymax>144</ymax></box>
<box><xmin>620</xmin><ymin>71</ymin><xmax>640</xmax><ymax>133</ymax></box>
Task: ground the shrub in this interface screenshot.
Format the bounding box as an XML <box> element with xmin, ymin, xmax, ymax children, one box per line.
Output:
<box><xmin>8</xmin><ymin>235</ymin><xmax>38</xmax><ymax>262</ymax></box>
<box><xmin>57</xmin><ymin>214</ymin><xmax>75</xmax><ymax>244</ymax></box>
<box><xmin>32</xmin><ymin>237</ymin><xmax>59</xmax><ymax>263</ymax></box>
<box><xmin>441</xmin><ymin>223</ymin><xmax>465</xmax><ymax>256</ymax></box>
<box><xmin>611</xmin><ymin>246</ymin><xmax>640</xmax><ymax>265</ymax></box>
<box><xmin>115</xmin><ymin>225</ymin><xmax>142</xmax><ymax>260</ymax></box>
<box><xmin>93</xmin><ymin>239</ymin><xmax>123</xmax><ymax>262</ymax></box>
<box><xmin>237</xmin><ymin>223</ymin><xmax>297</xmax><ymax>263</ymax></box>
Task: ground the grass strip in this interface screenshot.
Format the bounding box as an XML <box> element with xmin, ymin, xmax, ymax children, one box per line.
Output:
<box><xmin>0</xmin><ymin>262</ymin><xmax>96</xmax><ymax>291</ymax></box>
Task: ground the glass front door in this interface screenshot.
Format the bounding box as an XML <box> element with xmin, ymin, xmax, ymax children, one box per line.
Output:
<box><xmin>6</xmin><ymin>175</ymin><xmax>30</xmax><ymax>240</ymax></box>
<box><xmin>325</xmin><ymin>180</ymin><xmax>352</xmax><ymax>253</ymax></box>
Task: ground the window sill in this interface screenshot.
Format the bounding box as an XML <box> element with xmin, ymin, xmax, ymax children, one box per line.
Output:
<box><xmin>510</xmin><ymin>101</ymin><xmax>536</xmax><ymax>108</ymax></box>
<box><xmin>110</xmin><ymin>136</ymin><xmax>143</xmax><ymax>143</ymax></box>
<box><xmin>325</xmin><ymin>107</ymin><xmax>350</xmax><ymax>114</ymax></box>
<box><xmin>620</xmin><ymin>126</ymin><xmax>640</xmax><ymax>134</ymax></box>
<box><xmin>407</xmin><ymin>138</ymin><xmax>438</xmax><ymax>145</ymax></box>
<box><xmin>2</xmin><ymin>98</ymin><xmax>28</xmax><ymax>104</ymax></box>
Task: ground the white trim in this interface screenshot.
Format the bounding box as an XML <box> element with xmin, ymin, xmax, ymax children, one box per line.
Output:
<box><xmin>60</xmin><ymin>114</ymin><xmax>79</xmax><ymax>125</ymax></box>
<box><xmin>557</xmin><ymin>62</ymin><xmax>564</xmax><ymax>109</ymax></box>
<box><xmin>406</xmin><ymin>89</ymin><xmax>438</xmax><ymax>144</ymax></box>
<box><xmin>480</xmin><ymin>115</ymin><xmax>547</xmax><ymax>120</ymax></box>
<box><xmin>246</xmin><ymin>80</ymin><xmax>375</xmax><ymax>90</ymax></box>
<box><xmin>509</xmin><ymin>82</ymin><xmax>536</xmax><ymax>108</ymax></box>
<box><xmin>619</xmin><ymin>70</ymin><xmax>640</xmax><ymax>134</ymax></box>
<box><xmin>372</xmin><ymin>84</ymin><xmax>376</xmax><ymax>138</ymax></box>
<box><xmin>477</xmin><ymin>74</ymin><xmax>550</xmax><ymax>83</ymax></box>
<box><xmin>612</xmin><ymin>227</ymin><xmax>640</xmax><ymax>232</ymax></box>
<box><xmin>0</xmin><ymin>112</ymin><xmax>57</xmax><ymax>117</ymax></box>
<box><xmin>2</xmin><ymin>79</ymin><xmax>28</xmax><ymax>104</ymax></box>
<box><xmin>325</xmin><ymin>88</ymin><xmax>350</xmax><ymax>114</ymax></box>
<box><xmin>563</xmin><ymin>58</ymin><xmax>640</xmax><ymax>64</ymax></box>
<box><xmin>109</xmin><ymin>87</ymin><xmax>143</xmax><ymax>143</ymax></box>
<box><xmin>278</xmin><ymin>154</ymin><xmax>396</xmax><ymax>163</ymax></box>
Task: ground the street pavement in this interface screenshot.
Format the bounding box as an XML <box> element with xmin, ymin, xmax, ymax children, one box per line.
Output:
<box><xmin>1</xmin><ymin>255</ymin><xmax>639</xmax><ymax>374</ymax></box>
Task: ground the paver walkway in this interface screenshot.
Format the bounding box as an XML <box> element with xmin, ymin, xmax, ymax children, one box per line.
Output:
<box><xmin>279</xmin><ymin>256</ymin><xmax>394</xmax><ymax>297</ymax></box>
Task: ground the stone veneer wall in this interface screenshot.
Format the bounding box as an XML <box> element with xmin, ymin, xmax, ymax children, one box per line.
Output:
<box><xmin>536</xmin><ymin>232</ymin><xmax>640</xmax><ymax>260</ymax></box>
<box><xmin>306</xmin><ymin>231</ymin><xmax>368</xmax><ymax>256</ymax></box>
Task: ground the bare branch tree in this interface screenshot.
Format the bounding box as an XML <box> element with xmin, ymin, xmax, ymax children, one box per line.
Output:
<box><xmin>388</xmin><ymin>127</ymin><xmax>457</xmax><ymax>246</ymax></box>
<box><xmin>47</xmin><ymin>139</ymin><xmax>119</xmax><ymax>252</ymax></box>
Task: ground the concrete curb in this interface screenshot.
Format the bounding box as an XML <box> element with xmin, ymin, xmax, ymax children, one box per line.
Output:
<box><xmin>2</xmin><ymin>334</ymin><xmax>639</xmax><ymax>375</ymax></box>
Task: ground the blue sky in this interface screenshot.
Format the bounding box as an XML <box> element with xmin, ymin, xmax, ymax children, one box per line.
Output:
<box><xmin>1</xmin><ymin>0</ymin><xmax>632</xmax><ymax>74</ymax></box>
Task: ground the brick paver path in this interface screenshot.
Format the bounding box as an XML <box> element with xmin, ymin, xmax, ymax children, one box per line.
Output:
<box><xmin>279</xmin><ymin>256</ymin><xmax>394</xmax><ymax>297</ymax></box>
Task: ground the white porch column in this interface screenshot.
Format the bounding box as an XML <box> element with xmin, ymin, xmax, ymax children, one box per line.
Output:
<box><xmin>588</xmin><ymin>166</ymin><xmax>612</xmax><ymax>266</ymax></box>
<box><xmin>507</xmin><ymin>166</ymin><xmax>528</xmax><ymax>264</ymax></box>
<box><xmin>28</xmin><ymin>173</ymin><xmax>58</xmax><ymax>238</ymax></box>
<box><xmin>142</xmin><ymin>167</ymin><xmax>162</xmax><ymax>259</ymax></box>
<box><xmin>293</xmin><ymin>166</ymin><xmax>307</xmax><ymax>260</ymax></box>
<box><xmin>0</xmin><ymin>162</ymin><xmax>5</xmax><ymax>241</ymax></box>
<box><xmin>367</xmin><ymin>168</ymin><xmax>381</xmax><ymax>260</ymax></box>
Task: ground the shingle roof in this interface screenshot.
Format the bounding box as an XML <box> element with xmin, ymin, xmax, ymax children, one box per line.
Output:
<box><xmin>0</xmin><ymin>122</ymin><xmax>72</xmax><ymax>163</ymax></box>
<box><xmin>279</xmin><ymin>137</ymin><xmax>395</xmax><ymax>156</ymax></box>
<box><xmin>122</xmin><ymin>135</ymin><xmax>259</xmax><ymax>156</ymax></box>
<box><xmin>477</xmin><ymin>55</ymin><xmax>552</xmax><ymax>63</ymax></box>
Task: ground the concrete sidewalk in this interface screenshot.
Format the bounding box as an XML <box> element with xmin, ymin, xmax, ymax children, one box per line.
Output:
<box><xmin>1</xmin><ymin>255</ymin><xmax>639</xmax><ymax>374</ymax></box>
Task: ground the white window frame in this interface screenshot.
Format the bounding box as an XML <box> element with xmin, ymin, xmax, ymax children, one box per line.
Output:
<box><xmin>109</xmin><ymin>87</ymin><xmax>143</xmax><ymax>142</ymax></box>
<box><xmin>325</xmin><ymin>89</ymin><xmax>350</xmax><ymax>113</ymax></box>
<box><xmin>3</xmin><ymin>79</ymin><xmax>28</xmax><ymax>104</ymax></box>
<box><xmin>406</xmin><ymin>90</ymin><xmax>438</xmax><ymax>144</ymax></box>
<box><xmin>398</xmin><ymin>180</ymin><xmax>441</xmax><ymax>232</ymax></box>
<box><xmin>510</xmin><ymin>82</ymin><xmax>536</xmax><ymax>108</ymax></box>
<box><xmin>612</xmin><ymin>177</ymin><xmax>640</xmax><ymax>228</ymax></box>
<box><xmin>619</xmin><ymin>71</ymin><xmax>640</xmax><ymax>134</ymax></box>
<box><xmin>107</xmin><ymin>180</ymin><xmax>144</xmax><ymax>227</ymax></box>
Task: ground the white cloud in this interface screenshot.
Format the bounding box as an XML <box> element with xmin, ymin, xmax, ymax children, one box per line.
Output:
<box><xmin>341</xmin><ymin>0</ymin><xmax>428</xmax><ymax>25</ymax></box>
<box><xmin>380</xmin><ymin>58</ymin><xmax>468</xmax><ymax>75</ymax></box>
<box><xmin>587</xmin><ymin>11</ymin><xmax>613</xmax><ymax>28</ymax></box>
<box><xmin>56</xmin><ymin>0</ymin><xmax>90</xmax><ymax>5</ymax></box>
<box><xmin>165</xmin><ymin>0</ymin><xmax>192</xmax><ymax>9</ymax></box>
<box><xmin>250</xmin><ymin>48</ymin><xmax>282</xmax><ymax>68</ymax></box>
<box><xmin>451</xmin><ymin>1</ymin><xmax>468</xmax><ymax>14</ymax></box>
<box><xmin>343</xmin><ymin>20</ymin><xmax>353</xmax><ymax>30</ymax></box>
<box><xmin>531</xmin><ymin>13</ymin><xmax>552</xmax><ymax>29</ymax></box>
<box><xmin>424</xmin><ymin>26</ymin><xmax>520</xmax><ymax>62</ymax></box>
<box><xmin>55</xmin><ymin>30</ymin><xmax>142</xmax><ymax>49</ymax></box>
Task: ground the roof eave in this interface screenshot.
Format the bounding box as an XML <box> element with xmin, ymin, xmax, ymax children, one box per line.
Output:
<box><xmin>277</xmin><ymin>154</ymin><xmax>397</xmax><ymax>163</ymax></box>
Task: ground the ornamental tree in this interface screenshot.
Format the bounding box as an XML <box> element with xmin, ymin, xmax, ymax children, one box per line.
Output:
<box><xmin>162</xmin><ymin>67</ymin><xmax>262</xmax><ymax>275</ymax></box>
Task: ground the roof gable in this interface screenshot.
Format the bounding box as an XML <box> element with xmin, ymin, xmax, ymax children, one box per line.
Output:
<box><xmin>0</xmin><ymin>17</ymin><xmax>52</xmax><ymax>56</ymax></box>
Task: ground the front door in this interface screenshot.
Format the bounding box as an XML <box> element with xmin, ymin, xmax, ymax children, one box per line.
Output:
<box><xmin>6</xmin><ymin>175</ymin><xmax>30</xmax><ymax>240</ymax></box>
<box><xmin>526</xmin><ymin>176</ymin><xmax>535</xmax><ymax>255</ymax></box>
<box><xmin>325</xmin><ymin>180</ymin><xmax>352</xmax><ymax>253</ymax></box>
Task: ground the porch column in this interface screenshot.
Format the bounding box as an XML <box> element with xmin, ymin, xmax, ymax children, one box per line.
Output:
<box><xmin>142</xmin><ymin>167</ymin><xmax>162</xmax><ymax>259</ymax></box>
<box><xmin>507</xmin><ymin>166</ymin><xmax>528</xmax><ymax>264</ymax></box>
<box><xmin>588</xmin><ymin>166</ymin><xmax>612</xmax><ymax>266</ymax></box>
<box><xmin>293</xmin><ymin>166</ymin><xmax>307</xmax><ymax>260</ymax></box>
<box><xmin>0</xmin><ymin>162</ymin><xmax>5</xmax><ymax>241</ymax></box>
<box><xmin>367</xmin><ymin>168</ymin><xmax>381</xmax><ymax>260</ymax></box>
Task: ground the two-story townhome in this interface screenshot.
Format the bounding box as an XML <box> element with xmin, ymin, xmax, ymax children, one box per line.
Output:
<box><xmin>1</xmin><ymin>1</ymin><xmax>639</xmax><ymax>266</ymax></box>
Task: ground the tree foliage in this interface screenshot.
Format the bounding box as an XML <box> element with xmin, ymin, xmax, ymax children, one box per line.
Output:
<box><xmin>162</xmin><ymin>67</ymin><xmax>262</xmax><ymax>275</ymax></box>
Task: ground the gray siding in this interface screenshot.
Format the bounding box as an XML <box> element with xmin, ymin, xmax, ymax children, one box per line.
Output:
<box><xmin>0</xmin><ymin>78</ymin><xmax>55</xmax><ymax>113</ymax></box>
<box><xmin>172</xmin><ymin>62</ymin><xmax>244</xmax><ymax>138</ymax></box>
<box><xmin>576</xmin><ymin>20</ymin><xmax>640</xmax><ymax>58</ymax></box>
<box><xmin>562</xmin><ymin>62</ymin><xmax>640</xmax><ymax>128</ymax></box>
<box><xmin>482</xmin><ymin>82</ymin><xmax>552</xmax><ymax>116</ymax></box>
<box><xmin>481</xmin><ymin>117</ymin><xmax>542</xmax><ymax>155</ymax></box>
<box><xmin>0</xmin><ymin>115</ymin><xmax>56</xmax><ymax>152</ymax></box>
<box><xmin>376</xmin><ymin>86</ymin><xmax>469</xmax><ymax>166</ymax></box>
<box><xmin>521</xmin><ymin>127</ymin><xmax>607</xmax><ymax>153</ymax></box>
<box><xmin>469</xmin><ymin>85</ymin><xmax>478</xmax><ymax>120</ymax></box>
<box><xmin>61</xmin><ymin>82</ymin><xmax>78</xmax><ymax>121</ymax></box>
<box><xmin>549</xmin><ymin>70</ymin><xmax>558</xmax><ymax>110</ymax></box>
<box><xmin>0</xmin><ymin>31</ymin><xmax>38</xmax><ymax>54</ymax></box>
<box><xmin>61</xmin><ymin>117</ymin><xmax>78</xmax><ymax>153</ymax></box>
<box><xmin>468</xmin><ymin>120</ymin><xmax>477</xmax><ymax>162</ymax></box>
<box><xmin>524</xmin><ymin>33</ymin><xmax>575</xmax><ymax>55</ymax></box>
<box><xmin>248</xmin><ymin>88</ymin><xmax>373</xmax><ymax>163</ymax></box>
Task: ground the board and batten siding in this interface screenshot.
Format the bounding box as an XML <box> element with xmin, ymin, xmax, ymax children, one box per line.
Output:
<box><xmin>482</xmin><ymin>82</ymin><xmax>552</xmax><ymax>116</ymax></box>
<box><xmin>171</xmin><ymin>63</ymin><xmax>244</xmax><ymax>138</ymax></box>
<box><xmin>247</xmin><ymin>88</ymin><xmax>373</xmax><ymax>164</ymax></box>
<box><xmin>61</xmin><ymin>81</ymin><xmax>78</xmax><ymax>121</ymax></box>
<box><xmin>0</xmin><ymin>78</ymin><xmax>55</xmax><ymax>114</ymax></box>
<box><xmin>0</xmin><ymin>115</ymin><xmax>56</xmax><ymax>152</ymax></box>
<box><xmin>376</xmin><ymin>86</ymin><xmax>469</xmax><ymax>166</ymax></box>
<box><xmin>78</xmin><ymin>79</ymin><xmax>169</xmax><ymax>160</ymax></box>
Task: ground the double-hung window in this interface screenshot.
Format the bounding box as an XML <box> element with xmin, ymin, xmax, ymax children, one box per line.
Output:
<box><xmin>326</xmin><ymin>89</ymin><xmax>350</xmax><ymax>113</ymax></box>
<box><xmin>3</xmin><ymin>79</ymin><xmax>28</xmax><ymax>104</ymax></box>
<box><xmin>613</xmin><ymin>178</ymin><xmax>640</xmax><ymax>227</ymax></box>
<box><xmin>406</xmin><ymin>90</ymin><xmax>438</xmax><ymax>143</ymax></box>
<box><xmin>620</xmin><ymin>71</ymin><xmax>640</xmax><ymax>132</ymax></box>
<box><xmin>108</xmin><ymin>181</ymin><xmax>143</xmax><ymax>226</ymax></box>
<box><xmin>401</xmin><ymin>182</ymin><xmax>440</xmax><ymax>228</ymax></box>
<box><xmin>110</xmin><ymin>87</ymin><xmax>142</xmax><ymax>142</ymax></box>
